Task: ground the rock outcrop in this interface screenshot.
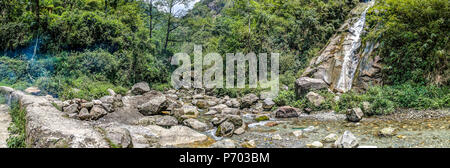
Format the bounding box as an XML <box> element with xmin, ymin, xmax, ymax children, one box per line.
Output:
<box><xmin>1</xmin><ymin>86</ymin><xmax>109</xmax><ymax>148</ymax></box>
<box><xmin>297</xmin><ymin>2</ymin><xmax>379</xmax><ymax>96</ymax></box>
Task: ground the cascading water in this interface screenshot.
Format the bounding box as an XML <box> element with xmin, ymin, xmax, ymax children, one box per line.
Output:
<box><xmin>334</xmin><ymin>1</ymin><xmax>374</xmax><ymax>92</ymax></box>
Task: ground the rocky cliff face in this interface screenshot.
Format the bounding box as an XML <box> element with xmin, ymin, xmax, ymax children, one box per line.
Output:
<box><xmin>297</xmin><ymin>1</ymin><xmax>381</xmax><ymax>96</ymax></box>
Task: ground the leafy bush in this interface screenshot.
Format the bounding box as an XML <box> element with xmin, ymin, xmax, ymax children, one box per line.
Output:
<box><xmin>59</xmin><ymin>76</ymin><xmax>127</xmax><ymax>101</ymax></box>
<box><xmin>7</xmin><ymin>103</ymin><xmax>26</xmax><ymax>148</ymax></box>
<box><xmin>365</xmin><ymin>0</ymin><xmax>449</xmax><ymax>85</ymax></box>
<box><xmin>277</xmin><ymin>84</ymin><xmax>449</xmax><ymax>115</ymax></box>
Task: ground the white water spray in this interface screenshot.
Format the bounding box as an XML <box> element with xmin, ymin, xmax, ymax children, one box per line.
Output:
<box><xmin>335</xmin><ymin>1</ymin><xmax>374</xmax><ymax>92</ymax></box>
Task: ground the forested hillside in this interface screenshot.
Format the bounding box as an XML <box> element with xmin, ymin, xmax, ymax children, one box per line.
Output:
<box><xmin>0</xmin><ymin>0</ymin><xmax>449</xmax><ymax>149</ymax></box>
<box><xmin>0</xmin><ymin>0</ymin><xmax>360</xmax><ymax>99</ymax></box>
<box><xmin>0</xmin><ymin>0</ymin><xmax>448</xmax><ymax>104</ymax></box>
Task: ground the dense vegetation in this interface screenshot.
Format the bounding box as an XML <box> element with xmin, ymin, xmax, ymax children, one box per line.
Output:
<box><xmin>275</xmin><ymin>84</ymin><xmax>449</xmax><ymax>115</ymax></box>
<box><xmin>364</xmin><ymin>0</ymin><xmax>449</xmax><ymax>85</ymax></box>
<box><xmin>6</xmin><ymin>103</ymin><xmax>27</xmax><ymax>148</ymax></box>
<box><xmin>0</xmin><ymin>0</ymin><xmax>448</xmax><ymax>114</ymax></box>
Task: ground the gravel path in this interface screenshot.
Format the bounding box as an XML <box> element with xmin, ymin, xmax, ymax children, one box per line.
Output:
<box><xmin>0</xmin><ymin>104</ymin><xmax>11</xmax><ymax>148</ymax></box>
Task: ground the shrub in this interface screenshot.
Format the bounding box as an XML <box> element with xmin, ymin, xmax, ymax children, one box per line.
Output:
<box><xmin>59</xmin><ymin>76</ymin><xmax>127</xmax><ymax>101</ymax></box>
<box><xmin>7</xmin><ymin>103</ymin><xmax>26</xmax><ymax>148</ymax></box>
<box><xmin>365</xmin><ymin>0</ymin><xmax>449</xmax><ymax>85</ymax></box>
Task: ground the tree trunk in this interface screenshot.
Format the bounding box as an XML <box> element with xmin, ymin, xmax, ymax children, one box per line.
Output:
<box><xmin>149</xmin><ymin>0</ymin><xmax>153</xmax><ymax>39</ymax></box>
<box><xmin>164</xmin><ymin>1</ymin><xmax>173</xmax><ymax>51</ymax></box>
<box><xmin>33</xmin><ymin>0</ymin><xmax>40</xmax><ymax>32</ymax></box>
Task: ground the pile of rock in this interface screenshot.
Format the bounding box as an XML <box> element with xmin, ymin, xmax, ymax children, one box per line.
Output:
<box><xmin>62</xmin><ymin>94</ymin><xmax>123</xmax><ymax>121</ymax></box>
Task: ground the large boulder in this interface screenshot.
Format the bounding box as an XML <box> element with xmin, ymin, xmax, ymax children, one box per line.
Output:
<box><xmin>155</xmin><ymin>115</ymin><xmax>178</xmax><ymax>127</ymax></box>
<box><xmin>131</xmin><ymin>82</ymin><xmax>150</xmax><ymax>95</ymax></box>
<box><xmin>306</xmin><ymin>92</ymin><xmax>325</xmax><ymax>107</ymax></box>
<box><xmin>24</xmin><ymin>87</ymin><xmax>41</xmax><ymax>95</ymax></box>
<box><xmin>240</xmin><ymin>94</ymin><xmax>258</xmax><ymax>108</ymax></box>
<box><xmin>346</xmin><ymin>107</ymin><xmax>364</xmax><ymax>122</ymax></box>
<box><xmin>263</xmin><ymin>98</ymin><xmax>275</xmax><ymax>110</ymax></box>
<box><xmin>295</xmin><ymin>77</ymin><xmax>328</xmax><ymax>97</ymax></box>
<box><xmin>208</xmin><ymin>104</ymin><xmax>228</xmax><ymax>113</ymax></box>
<box><xmin>103</xmin><ymin>127</ymin><xmax>133</xmax><ymax>148</ymax></box>
<box><xmin>136</xmin><ymin>115</ymin><xmax>178</xmax><ymax>127</ymax></box>
<box><xmin>90</xmin><ymin>105</ymin><xmax>108</xmax><ymax>120</ymax></box>
<box><xmin>63</xmin><ymin>104</ymin><xmax>79</xmax><ymax>114</ymax></box>
<box><xmin>0</xmin><ymin>87</ymin><xmax>109</xmax><ymax>148</ymax></box>
<box><xmin>378</xmin><ymin>127</ymin><xmax>396</xmax><ymax>137</ymax></box>
<box><xmin>335</xmin><ymin>131</ymin><xmax>359</xmax><ymax>148</ymax></box>
<box><xmin>174</xmin><ymin>105</ymin><xmax>199</xmax><ymax>118</ymax></box>
<box><xmin>210</xmin><ymin>139</ymin><xmax>236</xmax><ymax>148</ymax></box>
<box><xmin>137</xmin><ymin>94</ymin><xmax>167</xmax><ymax>116</ymax></box>
<box><xmin>274</xmin><ymin>106</ymin><xmax>300</xmax><ymax>118</ymax></box>
<box><xmin>183</xmin><ymin>118</ymin><xmax>209</xmax><ymax>132</ymax></box>
<box><xmin>221</xmin><ymin>108</ymin><xmax>240</xmax><ymax>115</ymax></box>
<box><xmin>216</xmin><ymin>121</ymin><xmax>235</xmax><ymax>137</ymax></box>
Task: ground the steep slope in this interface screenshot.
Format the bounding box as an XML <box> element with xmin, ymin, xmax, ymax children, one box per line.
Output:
<box><xmin>298</xmin><ymin>1</ymin><xmax>377</xmax><ymax>95</ymax></box>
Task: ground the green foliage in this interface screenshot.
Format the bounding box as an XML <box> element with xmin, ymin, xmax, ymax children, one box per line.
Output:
<box><xmin>364</xmin><ymin>0</ymin><xmax>449</xmax><ymax>85</ymax></box>
<box><xmin>254</xmin><ymin>115</ymin><xmax>269</xmax><ymax>122</ymax></box>
<box><xmin>276</xmin><ymin>84</ymin><xmax>449</xmax><ymax>115</ymax></box>
<box><xmin>7</xmin><ymin>103</ymin><xmax>27</xmax><ymax>148</ymax></box>
<box><xmin>334</xmin><ymin>84</ymin><xmax>449</xmax><ymax>115</ymax></box>
<box><xmin>59</xmin><ymin>76</ymin><xmax>127</xmax><ymax>101</ymax></box>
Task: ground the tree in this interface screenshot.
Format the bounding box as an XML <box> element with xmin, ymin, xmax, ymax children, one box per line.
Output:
<box><xmin>156</xmin><ymin>0</ymin><xmax>193</xmax><ymax>52</ymax></box>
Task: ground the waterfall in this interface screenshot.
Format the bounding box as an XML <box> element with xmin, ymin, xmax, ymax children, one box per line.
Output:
<box><xmin>334</xmin><ymin>1</ymin><xmax>374</xmax><ymax>92</ymax></box>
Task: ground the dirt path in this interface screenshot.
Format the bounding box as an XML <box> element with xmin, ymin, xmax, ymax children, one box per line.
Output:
<box><xmin>0</xmin><ymin>104</ymin><xmax>11</xmax><ymax>148</ymax></box>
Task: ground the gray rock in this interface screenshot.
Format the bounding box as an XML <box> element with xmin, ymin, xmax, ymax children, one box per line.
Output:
<box><xmin>107</xmin><ymin>89</ymin><xmax>116</xmax><ymax>96</ymax></box>
<box><xmin>136</xmin><ymin>116</ymin><xmax>157</xmax><ymax>126</ymax></box>
<box><xmin>295</xmin><ymin>77</ymin><xmax>328</xmax><ymax>97</ymax></box>
<box><xmin>25</xmin><ymin>87</ymin><xmax>41</xmax><ymax>95</ymax></box>
<box><xmin>335</xmin><ymin>131</ymin><xmax>359</xmax><ymax>148</ymax></box>
<box><xmin>137</xmin><ymin>94</ymin><xmax>167</xmax><ymax>115</ymax></box>
<box><xmin>292</xmin><ymin>130</ymin><xmax>303</xmax><ymax>138</ymax></box>
<box><xmin>378</xmin><ymin>127</ymin><xmax>396</xmax><ymax>137</ymax></box>
<box><xmin>216</xmin><ymin>121</ymin><xmax>235</xmax><ymax>137</ymax></box>
<box><xmin>241</xmin><ymin>140</ymin><xmax>256</xmax><ymax>148</ymax></box>
<box><xmin>0</xmin><ymin>87</ymin><xmax>108</xmax><ymax>148</ymax></box>
<box><xmin>210</xmin><ymin>139</ymin><xmax>236</xmax><ymax>148</ymax></box>
<box><xmin>104</xmin><ymin>127</ymin><xmax>133</xmax><ymax>148</ymax></box>
<box><xmin>63</xmin><ymin>104</ymin><xmax>78</xmax><ymax>114</ymax></box>
<box><xmin>80</xmin><ymin>102</ymin><xmax>94</xmax><ymax>109</ymax></box>
<box><xmin>361</xmin><ymin>101</ymin><xmax>371</xmax><ymax>113</ymax></box>
<box><xmin>174</xmin><ymin>105</ymin><xmax>199</xmax><ymax>118</ymax></box>
<box><xmin>131</xmin><ymin>82</ymin><xmax>150</xmax><ymax>95</ymax></box>
<box><xmin>272</xmin><ymin>134</ymin><xmax>282</xmax><ymax>140</ymax></box>
<box><xmin>155</xmin><ymin>115</ymin><xmax>178</xmax><ymax>127</ymax></box>
<box><xmin>226</xmin><ymin>115</ymin><xmax>244</xmax><ymax>128</ymax></box>
<box><xmin>102</xmin><ymin>103</ymin><xmax>114</xmax><ymax>113</ymax></box>
<box><xmin>158</xmin><ymin>125</ymin><xmax>208</xmax><ymax>147</ymax></box>
<box><xmin>78</xmin><ymin>108</ymin><xmax>92</xmax><ymax>120</ymax></box>
<box><xmin>204</xmin><ymin>110</ymin><xmax>218</xmax><ymax>115</ymax></box>
<box><xmin>230</xmin><ymin>98</ymin><xmax>240</xmax><ymax>108</ymax></box>
<box><xmin>183</xmin><ymin>118</ymin><xmax>209</xmax><ymax>132</ymax></box>
<box><xmin>263</xmin><ymin>98</ymin><xmax>275</xmax><ymax>110</ymax></box>
<box><xmin>240</xmin><ymin>94</ymin><xmax>258</xmax><ymax>108</ymax></box>
<box><xmin>309</xmin><ymin>141</ymin><xmax>324</xmax><ymax>148</ymax></box>
<box><xmin>322</xmin><ymin>133</ymin><xmax>338</xmax><ymax>143</ymax></box>
<box><xmin>100</xmin><ymin>96</ymin><xmax>114</xmax><ymax>104</ymax></box>
<box><xmin>90</xmin><ymin>105</ymin><xmax>108</xmax><ymax>120</ymax></box>
<box><xmin>222</xmin><ymin>108</ymin><xmax>240</xmax><ymax>115</ymax></box>
<box><xmin>208</xmin><ymin>104</ymin><xmax>228</xmax><ymax>113</ymax></box>
<box><xmin>346</xmin><ymin>107</ymin><xmax>364</xmax><ymax>122</ymax></box>
<box><xmin>234</xmin><ymin>127</ymin><xmax>245</xmax><ymax>135</ymax></box>
<box><xmin>306</xmin><ymin>91</ymin><xmax>325</xmax><ymax>107</ymax></box>
<box><xmin>274</xmin><ymin>106</ymin><xmax>300</xmax><ymax>118</ymax></box>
